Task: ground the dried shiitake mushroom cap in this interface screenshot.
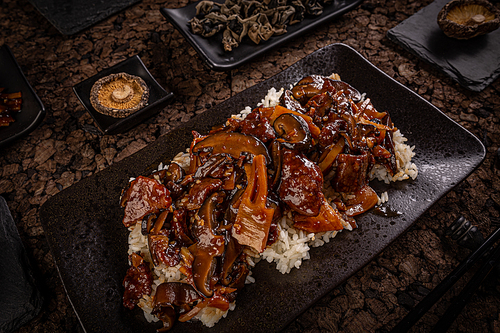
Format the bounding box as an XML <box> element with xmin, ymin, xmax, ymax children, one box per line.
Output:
<box><xmin>437</xmin><ymin>0</ymin><xmax>500</xmax><ymax>39</ymax></box>
<box><xmin>90</xmin><ymin>73</ymin><xmax>149</xmax><ymax>118</ymax></box>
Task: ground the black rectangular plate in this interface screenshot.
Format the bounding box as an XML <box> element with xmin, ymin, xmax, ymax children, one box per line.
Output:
<box><xmin>160</xmin><ymin>0</ymin><xmax>363</xmax><ymax>71</ymax></box>
<box><xmin>387</xmin><ymin>0</ymin><xmax>500</xmax><ymax>92</ymax></box>
<box><xmin>39</xmin><ymin>43</ymin><xmax>485</xmax><ymax>333</ymax></box>
<box><xmin>73</xmin><ymin>55</ymin><xmax>174</xmax><ymax>135</ymax></box>
<box><xmin>28</xmin><ymin>0</ymin><xmax>141</xmax><ymax>35</ymax></box>
<box><xmin>0</xmin><ymin>45</ymin><xmax>45</xmax><ymax>149</ymax></box>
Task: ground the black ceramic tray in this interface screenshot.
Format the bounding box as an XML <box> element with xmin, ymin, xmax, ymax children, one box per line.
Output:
<box><xmin>387</xmin><ymin>0</ymin><xmax>500</xmax><ymax>92</ymax></box>
<box><xmin>160</xmin><ymin>0</ymin><xmax>363</xmax><ymax>71</ymax></box>
<box><xmin>0</xmin><ymin>45</ymin><xmax>45</xmax><ymax>149</ymax></box>
<box><xmin>73</xmin><ymin>55</ymin><xmax>174</xmax><ymax>135</ymax></box>
<box><xmin>39</xmin><ymin>43</ymin><xmax>486</xmax><ymax>333</ymax></box>
<box><xmin>27</xmin><ymin>0</ymin><xmax>141</xmax><ymax>35</ymax></box>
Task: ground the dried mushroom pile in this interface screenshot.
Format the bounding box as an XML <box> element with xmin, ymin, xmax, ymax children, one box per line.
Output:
<box><xmin>190</xmin><ymin>0</ymin><xmax>334</xmax><ymax>51</ymax></box>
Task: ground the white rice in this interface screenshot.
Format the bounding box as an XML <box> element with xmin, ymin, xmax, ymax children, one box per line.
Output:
<box><xmin>259</xmin><ymin>87</ymin><xmax>284</xmax><ymax>108</ymax></box>
<box><xmin>128</xmin><ymin>80</ymin><xmax>418</xmax><ymax>328</ymax></box>
<box><xmin>369</xmin><ymin>129</ymin><xmax>418</xmax><ymax>183</ymax></box>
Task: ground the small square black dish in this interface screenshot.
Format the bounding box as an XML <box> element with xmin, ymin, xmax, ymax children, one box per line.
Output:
<box><xmin>160</xmin><ymin>0</ymin><xmax>363</xmax><ymax>71</ymax></box>
<box><xmin>0</xmin><ymin>45</ymin><xmax>46</xmax><ymax>150</ymax></box>
<box><xmin>27</xmin><ymin>0</ymin><xmax>141</xmax><ymax>35</ymax></box>
<box><xmin>73</xmin><ymin>55</ymin><xmax>174</xmax><ymax>135</ymax></box>
<box><xmin>387</xmin><ymin>0</ymin><xmax>500</xmax><ymax>92</ymax></box>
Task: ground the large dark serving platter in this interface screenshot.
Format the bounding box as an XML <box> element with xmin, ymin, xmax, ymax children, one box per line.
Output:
<box><xmin>160</xmin><ymin>0</ymin><xmax>363</xmax><ymax>71</ymax></box>
<box><xmin>39</xmin><ymin>43</ymin><xmax>485</xmax><ymax>333</ymax></box>
<box><xmin>0</xmin><ymin>45</ymin><xmax>45</xmax><ymax>149</ymax></box>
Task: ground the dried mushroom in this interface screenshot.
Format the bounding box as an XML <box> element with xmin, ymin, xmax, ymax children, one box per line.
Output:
<box><xmin>189</xmin><ymin>0</ymin><xmax>329</xmax><ymax>51</ymax></box>
<box><xmin>90</xmin><ymin>73</ymin><xmax>149</xmax><ymax>118</ymax></box>
<box><xmin>437</xmin><ymin>0</ymin><xmax>500</xmax><ymax>39</ymax></box>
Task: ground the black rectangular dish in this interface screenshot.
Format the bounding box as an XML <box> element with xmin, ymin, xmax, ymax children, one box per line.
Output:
<box><xmin>39</xmin><ymin>43</ymin><xmax>485</xmax><ymax>333</ymax></box>
<box><xmin>0</xmin><ymin>45</ymin><xmax>45</xmax><ymax>149</ymax></box>
<box><xmin>160</xmin><ymin>0</ymin><xmax>363</xmax><ymax>71</ymax></box>
<box><xmin>27</xmin><ymin>0</ymin><xmax>141</xmax><ymax>35</ymax></box>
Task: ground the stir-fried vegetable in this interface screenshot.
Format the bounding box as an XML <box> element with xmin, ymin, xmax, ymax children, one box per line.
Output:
<box><xmin>120</xmin><ymin>75</ymin><xmax>399</xmax><ymax>331</ymax></box>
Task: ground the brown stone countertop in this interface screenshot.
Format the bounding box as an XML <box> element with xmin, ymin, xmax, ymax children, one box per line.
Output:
<box><xmin>1</xmin><ymin>0</ymin><xmax>500</xmax><ymax>332</ymax></box>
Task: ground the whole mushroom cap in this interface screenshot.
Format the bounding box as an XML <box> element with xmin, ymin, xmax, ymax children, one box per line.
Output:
<box><xmin>437</xmin><ymin>0</ymin><xmax>500</xmax><ymax>39</ymax></box>
<box><xmin>90</xmin><ymin>73</ymin><xmax>149</xmax><ymax>118</ymax></box>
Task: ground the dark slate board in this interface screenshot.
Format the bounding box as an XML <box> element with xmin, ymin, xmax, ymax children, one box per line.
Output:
<box><xmin>387</xmin><ymin>0</ymin><xmax>500</xmax><ymax>92</ymax></box>
<box><xmin>0</xmin><ymin>196</ymin><xmax>43</xmax><ymax>333</ymax></box>
<box><xmin>27</xmin><ymin>0</ymin><xmax>141</xmax><ymax>35</ymax></box>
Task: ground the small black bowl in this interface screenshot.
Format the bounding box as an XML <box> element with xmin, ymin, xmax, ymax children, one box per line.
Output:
<box><xmin>73</xmin><ymin>55</ymin><xmax>174</xmax><ymax>135</ymax></box>
<box><xmin>0</xmin><ymin>45</ymin><xmax>46</xmax><ymax>149</ymax></box>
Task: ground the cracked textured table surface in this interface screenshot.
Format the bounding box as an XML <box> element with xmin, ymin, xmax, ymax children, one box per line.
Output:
<box><xmin>1</xmin><ymin>0</ymin><xmax>500</xmax><ymax>332</ymax></box>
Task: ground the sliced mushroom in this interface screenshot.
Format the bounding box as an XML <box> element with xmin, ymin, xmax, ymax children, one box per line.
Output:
<box><xmin>381</xmin><ymin>114</ymin><xmax>397</xmax><ymax>175</ymax></box>
<box><xmin>273</xmin><ymin>113</ymin><xmax>312</xmax><ymax>151</ymax></box>
<box><xmin>150</xmin><ymin>210</ymin><xmax>169</xmax><ymax>235</ymax></box>
<box><xmin>318</xmin><ymin>138</ymin><xmax>345</xmax><ymax>174</ymax></box>
<box><xmin>292</xmin><ymin>75</ymin><xmax>361</xmax><ymax>105</ymax></box>
<box><xmin>292</xmin><ymin>75</ymin><xmax>325</xmax><ymax>104</ymax></box>
<box><xmin>171</xmin><ymin>209</ymin><xmax>194</xmax><ymax>246</ymax></box>
<box><xmin>147</xmin><ymin>211</ymin><xmax>182</xmax><ymax>267</ymax></box>
<box><xmin>221</xmin><ymin>237</ymin><xmax>244</xmax><ymax>286</ymax></box>
<box><xmin>192</xmin><ymin>131</ymin><xmax>270</xmax><ymax>164</ymax></box>
<box><xmin>164</xmin><ymin>162</ymin><xmax>185</xmax><ymax>183</ymax></box>
<box><xmin>141</xmin><ymin>213</ymin><xmax>156</xmax><ymax>235</ymax></box>
<box><xmin>269</xmin><ymin>140</ymin><xmax>282</xmax><ymax>191</ymax></box>
<box><xmin>223</xmin><ymin>187</ymin><xmax>245</xmax><ymax>226</ymax></box>
<box><xmin>267</xmin><ymin>105</ymin><xmax>321</xmax><ymax>139</ymax></box>
<box><xmin>279</xmin><ymin>89</ymin><xmax>306</xmax><ymax>113</ymax></box>
<box><xmin>326</xmin><ymin>79</ymin><xmax>362</xmax><ymax>103</ymax></box>
<box><xmin>152</xmin><ymin>282</ymin><xmax>202</xmax><ymax>331</ymax></box>
<box><xmin>190</xmin><ymin>192</ymin><xmax>226</xmax><ymax>298</ymax></box>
